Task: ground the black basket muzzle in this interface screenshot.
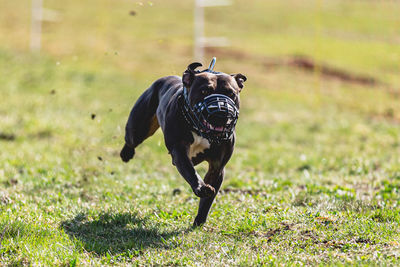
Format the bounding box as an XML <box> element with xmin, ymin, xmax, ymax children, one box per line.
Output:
<box><xmin>183</xmin><ymin>87</ymin><xmax>239</xmax><ymax>143</ymax></box>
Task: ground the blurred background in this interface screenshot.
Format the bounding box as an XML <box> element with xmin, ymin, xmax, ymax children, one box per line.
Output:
<box><xmin>2</xmin><ymin>0</ymin><xmax>400</xmax><ymax>82</ymax></box>
<box><xmin>1</xmin><ymin>0</ymin><xmax>400</xmax><ymax>265</ymax></box>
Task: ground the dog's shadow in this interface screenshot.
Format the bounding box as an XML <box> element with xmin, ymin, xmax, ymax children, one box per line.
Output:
<box><xmin>61</xmin><ymin>212</ymin><xmax>183</xmax><ymax>255</ymax></box>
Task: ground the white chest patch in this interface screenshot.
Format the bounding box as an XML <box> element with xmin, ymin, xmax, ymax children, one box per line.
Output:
<box><xmin>189</xmin><ymin>132</ymin><xmax>210</xmax><ymax>159</ymax></box>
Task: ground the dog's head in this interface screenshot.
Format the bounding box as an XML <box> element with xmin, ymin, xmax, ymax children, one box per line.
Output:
<box><xmin>182</xmin><ymin>62</ymin><xmax>246</xmax><ymax>109</ymax></box>
<box><xmin>181</xmin><ymin>62</ymin><xmax>246</xmax><ymax>140</ymax></box>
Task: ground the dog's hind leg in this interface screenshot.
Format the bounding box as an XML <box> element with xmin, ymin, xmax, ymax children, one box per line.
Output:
<box><xmin>120</xmin><ymin>144</ymin><xmax>136</xmax><ymax>163</ymax></box>
<box><xmin>120</xmin><ymin>85</ymin><xmax>160</xmax><ymax>163</ymax></box>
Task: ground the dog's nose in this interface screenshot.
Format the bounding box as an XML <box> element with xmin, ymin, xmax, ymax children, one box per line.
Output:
<box><xmin>208</xmin><ymin>112</ymin><xmax>228</xmax><ymax>126</ymax></box>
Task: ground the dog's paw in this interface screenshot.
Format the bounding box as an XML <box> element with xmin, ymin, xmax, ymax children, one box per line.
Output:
<box><xmin>120</xmin><ymin>144</ymin><xmax>135</xmax><ymax>163</ymax></box>
<box><xmin>192</xmin><ymin>219</ymin><xmax>205</xmax><ymax>228</ymax></box>
<box><xmin>193</xmin><ymin>184</ymin><xmax>215</xmax><ymax>198</ymax></box>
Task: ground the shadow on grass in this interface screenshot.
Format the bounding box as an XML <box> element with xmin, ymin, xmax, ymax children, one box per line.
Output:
<box><xmin>61</xmin><ymin>212</ymin><xmax>182</xmax><ymax>255</ymax></box>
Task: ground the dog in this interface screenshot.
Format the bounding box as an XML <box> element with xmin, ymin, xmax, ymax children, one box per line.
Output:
<box><xmin>120</xmin><ymin>59</ymin><xmax>246</xmax><ymax>226</ymax></box>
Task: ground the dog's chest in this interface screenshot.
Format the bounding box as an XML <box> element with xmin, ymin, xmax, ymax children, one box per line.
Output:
<box><xmin>189</xmin><ymin>132</ymin><xmax>210</xmax><ymax>159</ymax></box>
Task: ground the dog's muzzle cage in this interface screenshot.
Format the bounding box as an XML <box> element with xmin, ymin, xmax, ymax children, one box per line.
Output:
<box><xmin>182</xmin><ymin>86</ymin><xmax>239</xmax><ymax>143</ymax></box>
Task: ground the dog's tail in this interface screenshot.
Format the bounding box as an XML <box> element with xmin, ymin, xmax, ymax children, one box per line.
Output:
<box><xmin>120</xmin><ymin>79</ymin><xmax>162</xmax><ymax>163</ymax></box>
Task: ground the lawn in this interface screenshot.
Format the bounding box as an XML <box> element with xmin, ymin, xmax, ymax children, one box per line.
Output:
<box><xmin>0</xmin><ymin>0</ymin><xmax>400</xmax><ymax>265</ymax></box>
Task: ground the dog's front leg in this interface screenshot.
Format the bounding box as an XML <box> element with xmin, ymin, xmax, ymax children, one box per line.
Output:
<box><xmin>193</xmin><ymin>168</ymin><xmax>224</xmax><ymax>226</ymax></box>
<box><xmin>170</xmin><ymin>145</ymin><xmax>216</xmax><ymax>198</ymax></box>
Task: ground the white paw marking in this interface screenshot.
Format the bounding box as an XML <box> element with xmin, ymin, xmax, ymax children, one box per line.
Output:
<box><xmin>188</xmin><ymin>132</ymin><xmax>210</xmax><ymax>159</ymax></box>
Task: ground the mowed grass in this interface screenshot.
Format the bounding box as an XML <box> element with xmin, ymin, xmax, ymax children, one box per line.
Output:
<box><xmin>1</xmin><ymin>0</ymin><xmax>400</xmax><ymax>265</ymax></box>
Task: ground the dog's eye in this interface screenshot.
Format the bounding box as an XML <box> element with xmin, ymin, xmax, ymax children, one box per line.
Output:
<box><xmin>201</xmin><ymin>88</ymin><xmax>211</xmax><ymax>95</ymax></box>
<box><xmin>228</xmin><ymin>91</ymin><xmax>236</xmax><ymax>99</ymax></box>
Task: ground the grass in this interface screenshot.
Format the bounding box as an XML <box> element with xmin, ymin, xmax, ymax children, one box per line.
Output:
<box><xmin>1</xmin><ymin>0</ymin><xmax>400</xmax><ymax>265</ymax></box>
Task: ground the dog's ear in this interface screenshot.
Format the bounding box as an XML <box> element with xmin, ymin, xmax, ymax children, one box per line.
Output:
<box><xmin>232</xmin><ymin>73</ymin><xmax>247</xmax><ymax>92</ymax></box>
<box><xmin>183</xmin><ymin>62</ymin><xmax>202</xmax><ymax>87</ymax></box>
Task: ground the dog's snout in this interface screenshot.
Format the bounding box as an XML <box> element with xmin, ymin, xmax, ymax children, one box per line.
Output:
<box><xmin>208</xmin><ymin>112</ymin><xmax>228</xmax><ymax>126</ymax></box>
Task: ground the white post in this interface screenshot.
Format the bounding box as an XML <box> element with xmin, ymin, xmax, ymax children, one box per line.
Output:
<box><xmin>194</xmin><ymin>0</ymin><xmax>204</xmax><ymax>61</ymax></box>
<box><xmin>194</xmin><ymin>0</ymin><xmax>231</xmax><ymax>62</ymax></box>
<box><xmin>30</xmin><ymin>0</ymin><xmax>43</xmax><ymax>52</ymax></box>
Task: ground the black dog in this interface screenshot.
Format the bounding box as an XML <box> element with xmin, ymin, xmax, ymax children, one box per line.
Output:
<box><xmin>120</xmin><ymin>59</ymin><xmax>246</xmax><ymax>226</ymax></box>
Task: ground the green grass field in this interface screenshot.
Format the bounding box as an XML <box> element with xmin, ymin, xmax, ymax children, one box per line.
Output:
<box><xmin>1</xmin><ymin>0</ymin><xmax>400</xmax><ymax>265</ymax></box>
